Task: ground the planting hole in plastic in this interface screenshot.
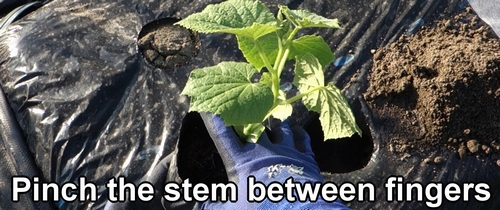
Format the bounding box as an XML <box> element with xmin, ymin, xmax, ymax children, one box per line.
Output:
<box><xmin>304</xmin><ymin>112</ymin><xmax>374</xmax><ymax>173</ymax></box>
<box><xmin>177</xmin><ymin>112</ymin><xmax>229</xmax><ymax>185</ymax></box>
<box><xmin>137</xmin><ymin>18</ymin><xmax>200</xmax><ymax>69</ymax></box>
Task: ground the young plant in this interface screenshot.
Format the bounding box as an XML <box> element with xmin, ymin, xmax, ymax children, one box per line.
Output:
<box><xmin>177</xmin><ymin>0</ymin><xmax>362</xmax><ymax>143</ymax></box>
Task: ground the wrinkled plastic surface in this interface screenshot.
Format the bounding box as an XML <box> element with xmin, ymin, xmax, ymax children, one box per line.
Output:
<box><xmin>468</xmin><ymin>0</ymin><xmax>500</xmax><ymax>36</ymax></box>
<box><xmin>0</xmin><ymin>85</ymin><xmax>53</xmax><ymax>209</ymax></box>
<box><xmin>0</xmin><ymin>0</ymin><xmax>33</xmax><ymax>14</ymax></box>
<box><xmin>0</xmin><ymin>0</ymin><xmax>499</xmax><ymax>209</ymax></box>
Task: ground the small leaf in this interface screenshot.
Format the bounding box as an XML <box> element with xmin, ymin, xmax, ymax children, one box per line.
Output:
<box><xmin>289</xmin><ymin>35</ymin><xmax>334</xmax><ymax>68</ymax></box>
<box><xmin>272</xmin><ymin>103</ymin><xmax>293</xmax><ymax>121</ymax></box>
<box><xmin>238</xmin><ymin>33</ymin><xmax>279</xmax><ymax>70</ymax></box>
<box><xmin>176</xmin><ymin>0</ymin><xmax>278</xmax><ymax>39</ymax></box>
<box><xmin>279</xmin><ymin>5</ymin><xmax>341</xmax><ymax>28</ymax></box>
<box><xmin>304</xmin><ymin>84</ymin><xmax>362</xmax><ymax>140</ymax></box>
<box><xmin>272</xmin><ymin>90</ymin><xmax>293</xmax><ymax>120</ymax></box>
<box><xmin>182</xmin><ymin>62</ymin><xmax>274</xmax><ymax>125</ymax></box>
<box><xmin>293</xmin><ymin>54</ymin><xmax>361</xmax><ymax>140</ymax></box>
<box><xmin>293</xmin><ymin>53</ymin><xmax>325</xmax><ymax>93</ymax></box>
<box><xmin>240</xmin><ymin>28</ymin><xmax>335</xmax><ymax>72</ymax></box>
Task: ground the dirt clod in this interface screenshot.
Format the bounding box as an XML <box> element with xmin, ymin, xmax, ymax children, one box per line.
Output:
<box><xmin>467</xmin><ymin>140</ymin><xmax>480</xmax><ymax>153</ymax></box>
<box><xmin>458</xmin><ymin>143</ymin><xmax>467</xmax><ymax>159</ymax></box>
<box><xmin>366</xmin><ymin>8</ymin><xmax>500</xmax><ymax>159</ymax></box>
<box><xmin>482</xmin><ymin>145</ymin><xmax>492</xmax><ymax>154</ymax></box>
<box><xmin>434</xmin><ymin>156</ymin><xmax>445</xmax><ymax>164</ymax></box>
<box><xmin>138</xmin><ymin>19</ymin><xmax>199</xmax><ymax>69</ymax></box>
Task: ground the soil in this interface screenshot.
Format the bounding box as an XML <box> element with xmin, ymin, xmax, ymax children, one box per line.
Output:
<box><xmin>137</xmin><ymin>18</ymin><xmax>199</xmax><ymax>69</ymax></box>
<box><xmin>365</xmin><ymin>8</ymin><xmax>500</xmax><ymax>159</ymax></box>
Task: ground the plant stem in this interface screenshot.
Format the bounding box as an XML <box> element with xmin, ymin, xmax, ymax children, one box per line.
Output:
<box><xmin>256</xmin><ymin>40</ymin><xmax>280</xmax><ymax>102</ymax></box>
<box><xmin>285</xmin><ymin>85</ymin><xmax>324</xmax><ymax>104</ymax></box>
<box><xmin>276</xmin><ymin>27</ymin><xmax>300</xmax><ymax>77</ymax></box>
<box><xmin>271</xmin><ymin>74</ymin><xmax>280</xmax><ymax>104</ymax></box>
<box><xmin>243</xmin><ymin>123</ymin><xmax>265</xmax><ymax>143</ymax></box>
<box><xmin>273</xmin><ymin>34</ymin><xmax>283</xmax><ymax>70</ymax></box>
<box><xmin>255</xmin><ymin>40</ymin><xmax>276</xmax><ymax>74</ymax></box>
<box><xmin>263</xmin><ymin>85</ymin><xmax>324</xmax><ymax>122</ymax></box>
<box><xmin>286</xmin><ymin>27</ymin><xmax>301</xmax><ymax>43</ymax></box>
<box><xmin>261</xmin><ymin>27</ymin><xmax>302</xmax><ymax>122</ymax></box>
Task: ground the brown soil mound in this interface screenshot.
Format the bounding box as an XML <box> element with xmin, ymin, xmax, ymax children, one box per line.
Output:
<box><xmin>137</xmin><ymin>19</ymin><xmax>199</xmax><ymax>69</ymax></box>
<box><xmin>365</xmin><ymin>8</ymin><xmax>500</xmax><ymax>159</ymax></box>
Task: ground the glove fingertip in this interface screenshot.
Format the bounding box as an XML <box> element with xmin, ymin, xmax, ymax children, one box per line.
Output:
<box><xmin>291</xmin><ymin>126</ymin><xmax>314</xmax><ymax>156</ymax></box>
<box><xmin>208</xmin><ymin>113</ymin><xmax>225</xmax><ymax>127</ymax></box>
<box><xmin>200</xmin><ymin>112</ymin><xmax>230</xmax><ymax>134</ymax></box>
<box><xmin>280</xmin><ymin>119</ymin><xmax>291</xmax><ymax>131</ymax></box>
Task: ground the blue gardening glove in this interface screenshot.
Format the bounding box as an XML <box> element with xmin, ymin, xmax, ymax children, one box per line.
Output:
<box><xmin>200</xmin><ymin>113</ymin><xmax>350</xmax><ymax>210</ymax></box>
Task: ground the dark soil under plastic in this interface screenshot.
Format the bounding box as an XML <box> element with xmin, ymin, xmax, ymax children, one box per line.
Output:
<box><xmin>177</xmin><ymin>112</ymin><xmax>228</xmax><ymax>185</ymax></box>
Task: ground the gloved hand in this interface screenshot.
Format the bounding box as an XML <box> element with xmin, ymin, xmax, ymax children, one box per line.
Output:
<box><xmin>200</xmin><ymin>112</ymin><xmax>350</xmax><ymax>209</ymax></box>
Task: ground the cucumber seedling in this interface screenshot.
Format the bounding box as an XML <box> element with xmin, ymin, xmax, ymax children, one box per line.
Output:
<box><xmin>177</xmin><ymin>0</ymin><xmax>362</xmax><ymax>142</ymax></box>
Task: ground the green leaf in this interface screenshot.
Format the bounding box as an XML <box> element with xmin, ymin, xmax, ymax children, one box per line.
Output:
<box><xmin>260</xmin><ymin>72</ymin><xmax>273</xmax><ymax>85</ymax></box>
<box><xmin>176</xmin><ymin>0</ymin><xmax>278</xmax><ymax>39</ymax></box>
<box><xmin>293</xmin><ymin>54</ymin><xmax>361</xmax><ymax>140</ymax></box>
<box><xmin>182</xmin><ymin>62</ymin><xmax>274</xmax><ymax>125</ymax></box>
<box><xmin>239</xmin><ymin>34</ymin><xmax>334</xmax><ymax>71</ymax></box>
<box><xmin>279</xmin><ymin>5</ymin><xmax>341</xmax><ymax>28</ymax></box>
<box><xmin>237</xmin><ymin>33</ymin><xmax>279</xmax><ymax>70</ymax></box>
<box><xmin>241</xmin><ymin>23</ymin><xmax>280</xmax><ymax>40</ymax></box>
<box><xmin>293</xmin><ymin>53</ymin><xmax>325</xmax><ymax>92</ymax></box>
<box><xmin>307</xmin><ymin>84</ymin><xmax>362</xmax><ymax>140</ymax></box>
<box><xmin>289</xmin><ymin>35</ymin><xmax>334</xmax><ymax>68</ymax></box>
<box><xmin>272</xmin><ymin>103</ymin><xmax>293</xmax><ymax>121</ymax></box>
<box><xmin>272</xmin><ymin>90</ymin><xmax>293</xmax><ymax>120</ymax></box>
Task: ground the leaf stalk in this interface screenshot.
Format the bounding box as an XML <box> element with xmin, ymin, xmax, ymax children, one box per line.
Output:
<box><xmin>285</xmin><ymin>85</ymin><xmax>324</xmax><ymax>104</ymax></box>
